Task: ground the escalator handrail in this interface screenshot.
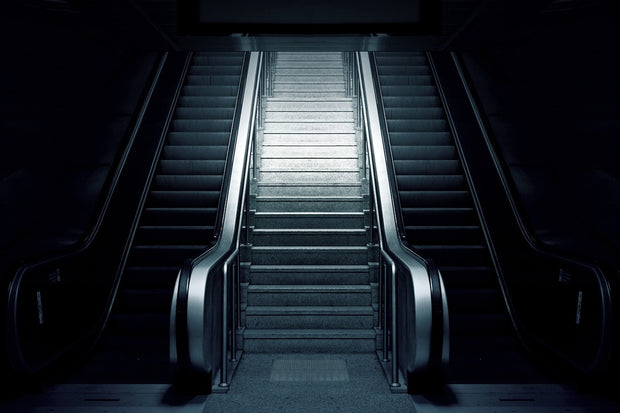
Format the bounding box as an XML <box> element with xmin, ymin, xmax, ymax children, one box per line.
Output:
<box><xmin>357</xmin><ymin>51</ymin><xmax>449</xmax><ymax>379</ymax></box>
<box><xmin>212</xmin><ymin>52</ymin><xmax>251</xmax><ymax>243</ymax></box>
<box><xmin>444</xmin><ymin>52</ymin><xmax>613</xmax><ymax>372</ymax></box>
<box><xmin>171</xmin><ymin>51</ymin><xmax>261</xmax><ymax>377</ymax></box>
<box><xmin>6</xmin><ymin>52</ymin><xmax>180</xmax><ymax>374</ymax></box>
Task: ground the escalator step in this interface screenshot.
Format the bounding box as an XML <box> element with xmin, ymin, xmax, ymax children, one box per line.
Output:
<box><xmin>387</xmin><ymin>131</ymin><xmax>452</xmax><ymax>146</ymax></box>
<box><xmin>122</xmin><ymin>266</ymin><xmax>181</xmax><ymax>289</ymax></box>
<box><xmin>159</xmin><ymin>159</ymin><xmax>227</xmax><ymax>175</ymax></box>
<box><xmin>381</xmin><ymin>95</ymin><xmax>441</xmax><ymax>107</ymax></box>
<box><xmin>174</xmin><ymin>107</ymin><xmax>235</xmax><ymax>119</ymax></box>
<box><xmin>170</xmin><ymin>119</ymin><xmax>232</xmax><ymax>132</ymax></box>
<box><xmin>162</xmin><ymin>145</ymin><xmax>229</xmax><ymax>160</ymax></box>
<box><xmin>401</xmin><ymin>207</ymin><xmax>476</xmax><ymax>227</ymax></box>
<box><xmin>404</xmin><ymin>225</ymin><xmax>482</xmax><ymax>244</ymax></box>
<box><xmin>166</xmin><ymin>132</ymin><xmax>231</xmax><ymax>146</ymax></box>
<box><xmin>141</xmin><ymin>207</ymin><xmax>218</xmax><ymax>226</ymax></box>
<box><xmin>135</xmin><ymin>225</ymin><xmax>216</xmax><ymax>244</ymax></box>
<box><xmin>375</xmin><ymin>65</ymin><xmax>430</xmax><ymax>76</ymax></box>
<box><xmin>129</xmin><ymin>245</ymin><xmax>207</xmax><ymax>266</ymax></box>
<box><xmin>148</xmin><ymin>190</ymin><xmax>220</xmax><ymax>207</ymax></box>
<box><xmin>399</xmin><ymin>190</ymin><xmax>471</xmax><ymax>207</ymax></box>
<box><xmin>396</xmin><ymin>174</ymin><xmax>465</xmax><ymax>191</ymax></box>
<box><xmin>394</xmin><ymin>159</ymin><xmax>460</xmax><ymax>175</ymax></box>
<box><xmin>375</xmin><ymin>55</ymin><xmax>427</xmax><ymax>65</ymax></box>
<box><xmin>188</xmin><ymin>65</ymin><xmax>243</xmax><ymax>76</ymax></box>
<box><xmin>383</xmin><ymin>107</ymin><xmax>444</xmax><ymax>119</ymax></box>
<box><xmin>153</xmin><ymin>174</ymin><xmax>223</xmax><ymax>191</ymax></box>
<box><xmin>390</xmin><ymin>145</ymin><xmax>457</xmax><ymax>160</ymax></box>
<box><xmin>412</xmin><ymin>244</ymin><xmax>488</xmax><ymax>266</ymax></box>
<box><xmin>115</xmin><ymin>289</ymin><xmax>175</xmax><ymax>313</ymax></box>
<box><xmin>380</xmin><ymin>85</ymin><xmax>437</xmax><ymax>97</ymax></box>
<box><xmin>185</xmin><ymin>75</ymin><xmax>243</xmax><ymax>86</ymax></box>
<box><xmin>177</xmin><ymin>96</ymin><xmax>238</xmax><ymax>107</ymax></box>
<box><xmin>182</xmin><ymin>85</ymin><xmax>240</xmax><ymax>97</ymax></box>
<box><xmin>375</xmin><ymin>75</ymin><xmax>434</xmax><ymax>86</ymax></box>
<box><xmin>438</xmin><ymin>266</ymin><xmax>497</xmax><ymax>289</ymax></box>
<box><xmin>192</xmin><ymin>55</ymin><xmax>244</xmax><ymax>66</ymax></box>
<box><xmin>386</xmin><ymin>119</ymin><xmax>449</xmax><ymax>132</ymax></box>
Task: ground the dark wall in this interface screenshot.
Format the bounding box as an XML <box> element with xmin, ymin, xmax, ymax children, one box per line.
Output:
<box><xmin>458</xmin><ymin>2</ymin><xmax>620</xmax><ymax>274</ymax></box>
<box><xmin>0</xmin><ymin>2</ymin><xmax>166</xmax><ymax>278</ymax></box>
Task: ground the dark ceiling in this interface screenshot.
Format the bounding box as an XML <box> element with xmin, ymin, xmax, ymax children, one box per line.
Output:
<box><xmin>4</xmin><ymin>0</ymin><xmax>612</xmax><ymax>51</ymax></box>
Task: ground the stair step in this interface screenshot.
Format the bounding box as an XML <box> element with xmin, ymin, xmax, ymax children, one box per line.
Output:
<box><xmin>249</xmin><ymin>265</ymin><xmax>370</xmax><ymax>285</ymax></box>
<box><xmin>263</xmin><ymin>123</ymin><xmax>355</xmax><ymax>134</ymax></box>
<box><xmin>266</xmin><ymin>101</ymin><xmax>352</xmax><ymax>111</ymax></box>
<box><xmin>254</xmin><ymin>212</ymin><xmax>364</xmax><ymax>229</ymax></box>
<box><xmin>192</xmin><ymin>55</ymin><xmax>244</xmax><ymax>66</ymax></box>
<box><xmin>381</xmin><ymin>95</ymin><xmax>441</xmax><ymax>107</ymax></box>
<box><xmin>272</xmin><ymin>83</ymin><xmax>345</xmax><ymax>93</ymax></box>
<box><xmin>245</xmin><ymin>306</ymin><xmax>375</xmax><ymax>329</ymax></box>
<box><xmin>255</xmin><ymin>196</ymin><xmax>364</xmax><ymax>212</ymax></box>
<box><xmin>250</xmin><ymin>246</ymin><xmax>368</xmax><ymax>265</ymax></box>
<box><xmin>257</xmin><ymin>183</ymin><xmax>361</xmax><ymax>197</ymax></box>
<box><xmin>262</xmin><ymin>135</ymin><xmax>357</xmax><ymax>147</ymax></box>
<box><xmin>158</xmin><ymin>159</ymin><xmax>226</xmax><ymax>175</ymax></box>
<box><xmin>383</xmin><ymin>107</ymin><xmax>444</xmax><ymax>119</ymax></box>
<box><xmin>242</xmin><ymin>329</ymin><xmax>376</xmax><ymax>352</ymax></box>
<box><xmin>247</xmin><ymin>284</ymin><xmax>371</xmax><ymax>306</ymax></box>
<box><xmin>260</xmin><ymin>171</ymin><xmax>359</xmax><ymax>184</ymax></box>
<box><xmin>388</xmin><ymin>131</ymin><xmax>452</xmax><ymax>145</ymax></box>
<box><xmin>251</xmin><ymin>228</ymin><xmax>367</xmax><ymax>246</ymax></box>
<box><xmin>265</xmin><ymin>111</ymin><xmax>354</xmax><ymax>122</ymax></box>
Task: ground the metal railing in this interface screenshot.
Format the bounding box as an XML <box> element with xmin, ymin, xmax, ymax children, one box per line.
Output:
<box><xmin>170</xmin><ymin>51</ymin><xmax>269</xmax><ymax>390</ymax></box>
<box><xmin>344</xmin><ymin>52</ymin><xmax>449</xmax><ymax>390</ymax></box>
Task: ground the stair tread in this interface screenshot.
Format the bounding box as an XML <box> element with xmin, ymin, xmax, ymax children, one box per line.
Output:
<box><xmin>243</xmin><ymin>329</ymin><xmax>376</xmax><ymax>338</ymax></box>
<box><xmin>250</xmin><ymin>264</ymin><xmax>370</xmax><ymax>272</ymax></box>
<box><xmin>245</xmin><ymin>306</ymin><xmax>374</xmax><ymax>314</ymax></box>
<box><xmin>248</xmin><ymin>285</ymin><xmax>371</xmax><ymax>292</ymax></box>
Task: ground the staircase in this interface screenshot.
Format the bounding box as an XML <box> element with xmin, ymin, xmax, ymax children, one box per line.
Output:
<box><xmin>241</xmin><ymin>52</ymin><xmax>378</xmax><ymax>353</ymax></box>
<box><xmin>375</xmin><ymin>52</ymin><xmax>525</xmax><ymax>381</ymax></box>
<box><xmin>84</xmin><ymin>52</ymin><xmax>245</xmax><ymax>381</ymax></box>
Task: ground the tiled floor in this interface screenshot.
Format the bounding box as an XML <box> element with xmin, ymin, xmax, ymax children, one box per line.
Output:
<box><xmin>3</xmin><ymin>353</ymin><xmax>619</xmax><ymax>412</ymax></box>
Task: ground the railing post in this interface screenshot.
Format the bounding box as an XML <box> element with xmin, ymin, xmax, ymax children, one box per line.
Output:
<box><xmin>382</xmin><ymin>259</ymin><xmax>389</xmax><ymax>362</ymax></box>
<box><xmin>220</xmin><ymin>263</ymin><xmax>229</xmax><ymax>388</ymax></box>
<box><xmin>390</xmin><ymin>262</ymin><xmax>399</xmax><ymax>387</ymax></box>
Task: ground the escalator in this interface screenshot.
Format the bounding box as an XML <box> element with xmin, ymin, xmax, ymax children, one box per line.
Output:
<box><xmin>375</xmin><ymin>52</ymin><xmax>548</xmax><ymax>382</ymax></box>
<box><xmin>71</xmin><ymin>52</ymin><xmax>246</xmax><ymax>382</ymax></box>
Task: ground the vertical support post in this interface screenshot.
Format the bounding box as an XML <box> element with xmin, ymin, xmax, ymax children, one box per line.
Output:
<box><xmin>230</xmin><ymin>260</ymin><xmax>239</xmax><ymax>361</ymax></box>
<box><xmin>390</xmin><ymin>263</ymin><xmax>399</xmax><ymax>387</ymax></box>
<box><xmin>382</xmin><ymin>259</ymin><xmax>388</xmax><ymax>362</ymax></box>
<box><xmin>220</xmin><ymin>263</ymin><xmax>229</xmax><ymax>387</ymax></box>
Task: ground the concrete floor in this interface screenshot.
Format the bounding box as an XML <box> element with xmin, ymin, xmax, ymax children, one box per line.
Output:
<box><xmin>3</xmin><ymin>353</ymin><xmax>619</xmax><ymax>412</ymax></box>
